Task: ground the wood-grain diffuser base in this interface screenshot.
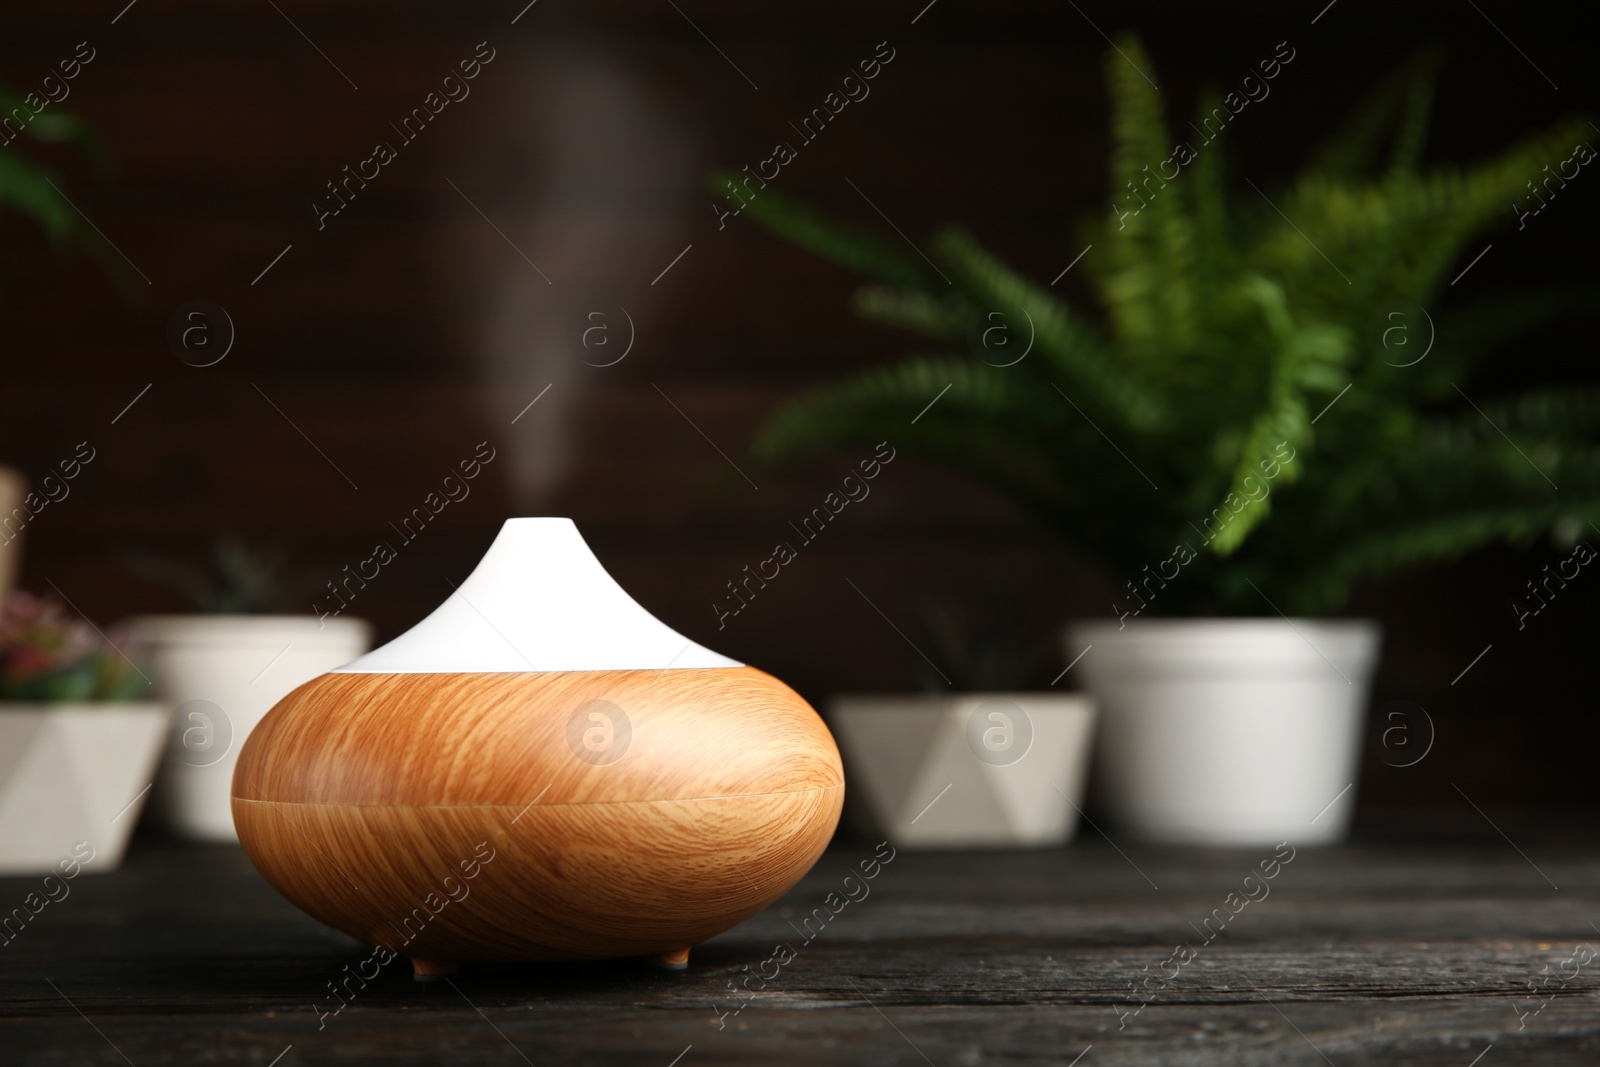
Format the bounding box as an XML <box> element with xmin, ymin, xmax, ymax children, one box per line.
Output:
<box><xmin>232</xmin><ymin>519</ymin><xmax>843</xmax><ymax>977</ymax></box>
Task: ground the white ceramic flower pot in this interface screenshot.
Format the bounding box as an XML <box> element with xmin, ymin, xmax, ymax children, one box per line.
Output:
<box><xmin>126</xmin><ymin>616</ymin><xmax>371</xmax><ymax>841</ymax></box>
<box><xmin>1068</xmin><ymin>619</ymin><xmax>1381</xmax><ymax>847</ymax></box>
<box><xmin>0</xmin><ymin>703</ymin><xmax>169</xmax><ymax>875</ymax></box>
<box><xmin>829</xmin><ymin>693</ymin><xmax>1096</xmax><ymax>849</ymax></box>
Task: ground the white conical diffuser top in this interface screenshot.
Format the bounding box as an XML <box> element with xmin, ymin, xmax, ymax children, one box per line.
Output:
<box><xmin>335</xmin><ymin>518</ymin><xmax>740</xmax><ymax>673</ymax></box>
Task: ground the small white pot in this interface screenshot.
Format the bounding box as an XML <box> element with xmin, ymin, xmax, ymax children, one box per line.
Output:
<box><xmin>1068</xmin><ymin>619</ymin><xmax>1381</xmax><ymax>847</ymax></box>
<box><xmin>0</xmin><ymin>703</ymin><xmax>169</xmax><ymax>875</ymax></box>
<box><xmin>126</xmin><ymin>615</ymin><xmax>371</xmax><ymax>841</ymax></box>
<box><xmin>829</xmin><ymin>693</ymin><xmax>1096</xmax><ymax>849</ymax></box>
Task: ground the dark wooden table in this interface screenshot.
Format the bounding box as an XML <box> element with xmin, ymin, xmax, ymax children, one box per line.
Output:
<box><xmin>3</xmin><ymin>819</ymin><xmax>1598</xmax><ymax>1065</ymax></box>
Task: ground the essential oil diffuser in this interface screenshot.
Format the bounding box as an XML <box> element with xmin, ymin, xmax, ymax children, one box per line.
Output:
<box><xmin>232</xmin><ymin>518</ymin><xmax>843</xmax><ymax>977</ymax></box>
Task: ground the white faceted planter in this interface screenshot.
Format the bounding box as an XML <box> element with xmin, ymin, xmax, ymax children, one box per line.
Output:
<box><xmin>830</xmin><ymin>693</ymin><xmax>1096</xmax><ymax>849</ymax></box>
<box><xmin>1069</xmin><ymin>619</ymin><xmax>1381</xmax><ymax>847</ymax></box>
<box><xmin>0</xmin><ymin>704</ymin><xmax>169</xmax><ymax>875</ymax></box>
<box><xmin>126</xmin><ymin>616</ymin><xmax>371</xmax><ymax>841</ymax></box>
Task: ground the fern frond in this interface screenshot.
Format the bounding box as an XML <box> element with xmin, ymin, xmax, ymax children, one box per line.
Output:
<box><xmin>1207</xmin><ymin>276</ymin><xmax>1353</xmax><ymax>554</ymax></box>
<box><xmin>1099</xmin><ymin>35</ymin><xmax>1200</xmax><ymax>355</ymax></box>
<box><xmin>0</xmin><ymin>88</ymin><xmax>105</xmax><ymax>165</ymax></box>
<box><xmin>1456</xmin><ymin>389</ymin><xmax>1600</xmax><ymax>440</ymax></box>
<box><xmin>0</xmin><ymin>86</ymin><xmax>117</xmax><ymax>297</ymax></box>
<box><xmin>853</xmin><ymin>286</ymin><xmax>968</xmax><ymax>342</ymax></box>
<box><xmin>750</xmin><ymin>357</ymin><xmax>1133</xmax><ymax>544</ymax></box>
<box><xmin>1188</xmin><ymin>92</ymin><xmax>1234</xmax><ymax>329</ymax></box>
<box><xmin>1307</xmin><ymin>49</ymin><xmax>1443</xmax><ymax>179</ymax></box>
<box><xmin>0</xmin><ymin>151</ymin><xmax>78</xmax><ymax>245</ymax></box>
<box><xmin>1290</xmin><ymin>502</ymin><xmax>1600</xmax><ymax>613</ymax></box>
<box><xmin>709</xmin><ymin>172</ymin><xmax>934</xmax><ymax>290</ymax></box>
<box><xmin>931</xmin><ymin>227</ymin><xmax>1165</xmax><ymax>433</ymax></box>
<box><xmin>752</xmin><ymin>356</ymin><xmax>1008</xmax><ymax>466</ymax></box>
<box><xmin>1410</xmin><ymin>288</ymin><xmax>1598</xmax><ymax>396</ymax></box>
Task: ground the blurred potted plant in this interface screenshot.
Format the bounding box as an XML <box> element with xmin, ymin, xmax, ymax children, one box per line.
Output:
<box><xmin>0</xmin><ymin>592</ymin><xmax>165</xmax><ymax>874</ymax></box>
<box><xmin>0</xmin><ymin>83</ymin><xmax>120</xmax><ymax>601</ymax></box>
<box><xmin>830</xmin><ymin>580</ymin><xmax>1096</xmax><ymax>849</ymax></box>
<box><xmin>0</xmin><ymin>80</ymin><xmax>117</xmax><ymax>280</ymax></box>
<box><xmin>0</xmin><ymin>94</ymin><xmax>163</xmax><ymax>874</ymax></box>
<box><xmin>125</xmin><ymin>539</ymin><xmax>369</xmax><ymax>841</ymax></box>
<box><xmin>722</xmin><ymin>42</ymin><xmax>1599</xmax><ymax>845</ymax></box>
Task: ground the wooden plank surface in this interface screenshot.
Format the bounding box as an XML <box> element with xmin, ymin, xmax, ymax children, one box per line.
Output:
<box><xmin>2</xmin><ymin>823</ymin><xmax>1597</xmax><ymax>1065</ymax></box>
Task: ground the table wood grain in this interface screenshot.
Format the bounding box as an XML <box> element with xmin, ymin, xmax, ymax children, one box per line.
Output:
<box><xmin>2</xmin><ymin>824</ymin><xmax>1597</xmax><ymax>1065</ymax></box>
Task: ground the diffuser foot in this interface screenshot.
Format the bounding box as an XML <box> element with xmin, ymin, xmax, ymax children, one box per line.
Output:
<box><xmin>411</xmin><ymin>957</ymin><xmax>461</xmax><ymax>982</ymax></box>
<box><xmin>645</xmin><ymin>947</ymin><xmax>691</xmax><ymax>971</ymax></box>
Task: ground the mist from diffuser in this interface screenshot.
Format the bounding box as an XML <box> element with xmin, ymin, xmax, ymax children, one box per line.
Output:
<box><xmin>232</xmin><ymin>517</ymin><xmax>842</xmax><ymax>978</ymax></box>
<box><xmin>337</xmin><ymin>517</ymin><xmax>739</xmax><ymax>674</ymax></box>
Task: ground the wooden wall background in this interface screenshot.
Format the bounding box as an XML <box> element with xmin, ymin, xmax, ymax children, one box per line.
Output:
<box><xmin>2</xmin><ymin>1</ymin><xmax>1596</xmax><ymax>814</ymax></box>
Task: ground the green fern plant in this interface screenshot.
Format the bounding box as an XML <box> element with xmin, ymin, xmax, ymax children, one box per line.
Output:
<box><xmin>0</xmin><ymin>83</ymin><xmax>111</xmax><ymax>294</ymax></box>
<box><xmin>720</xmin><ymin>40</ymin><xmax>1599</xmax><ymax>615</ymax></box>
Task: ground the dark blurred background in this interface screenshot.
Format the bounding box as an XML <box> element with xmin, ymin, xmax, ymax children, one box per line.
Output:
<box><xmin>2</xmin><ymin>1</ymin><xmax>1595</xmax><ymax>814</ymax></box>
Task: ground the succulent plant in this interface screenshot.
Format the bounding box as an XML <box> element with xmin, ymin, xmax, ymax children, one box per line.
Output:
<box><xmin>0</xmin><ymin>591</ymin><xmax>146</xmax><ymax>703</ymax></box>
